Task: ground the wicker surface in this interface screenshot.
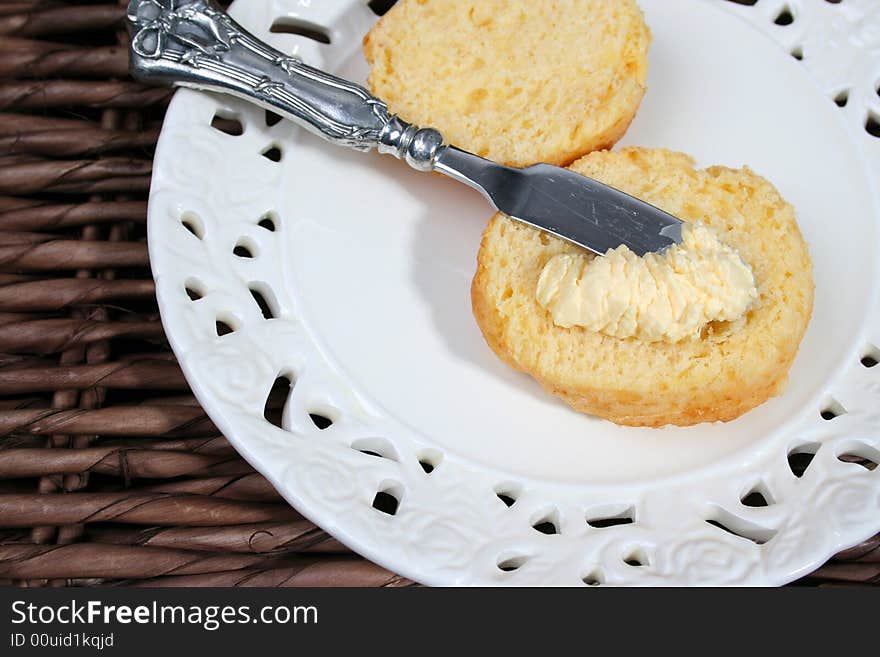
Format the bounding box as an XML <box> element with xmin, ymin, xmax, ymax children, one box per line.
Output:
<box><xmin>0</xmin><ymin>0</ymin><xmax>876</xmax><ymax>587</ymax></box>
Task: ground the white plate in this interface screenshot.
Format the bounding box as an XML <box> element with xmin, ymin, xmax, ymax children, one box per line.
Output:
<box><xmin>147</xmin><ymin>0</ymin><xmax>880</xmax><ymax>585</ymax></box>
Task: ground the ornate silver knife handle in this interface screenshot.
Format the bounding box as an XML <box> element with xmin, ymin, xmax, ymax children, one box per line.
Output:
<box><xmin>126</xmin><ymin>0</ymin><xmax>445</xmax><ymax>170</ymax></box>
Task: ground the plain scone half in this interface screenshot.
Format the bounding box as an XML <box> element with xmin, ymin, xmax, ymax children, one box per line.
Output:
<box><xmin>363</xmin><ymin>0</ymin><xmax>651</xmax><ymax>167</ymax></box>
<box><xmin>471</xmin><ymin>147</ymin><xmax>815</xmax><ymax>427</ymax></box>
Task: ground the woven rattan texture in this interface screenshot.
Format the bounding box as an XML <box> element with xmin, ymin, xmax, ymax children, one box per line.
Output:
<box><xmin>0</xmin><ymin>0</ymin><xmax>876</xmax><ymax>587</ymax></box>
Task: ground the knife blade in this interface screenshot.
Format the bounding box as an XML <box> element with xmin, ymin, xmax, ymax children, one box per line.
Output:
<box><xmin>126</xmin><ymin>0</ymin><xmax>683</xmax><ymax>256</ymax></box>
<box><xmin>435</xmin><ymin>146</ymin><xmax>683</xmax><ymax>256</ymax></box>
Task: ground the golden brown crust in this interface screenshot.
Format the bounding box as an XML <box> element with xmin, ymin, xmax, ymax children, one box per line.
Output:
<box><xmin>471</xmin><ymin>148</ymin><xmax>814</xmax><ymax>427</ymax></box>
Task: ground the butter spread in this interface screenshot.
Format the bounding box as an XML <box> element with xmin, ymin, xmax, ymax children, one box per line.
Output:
<box><xmin>535</xmin><ymin>223</ymin><xmax>757</xmax><ymax>342</ymax></box>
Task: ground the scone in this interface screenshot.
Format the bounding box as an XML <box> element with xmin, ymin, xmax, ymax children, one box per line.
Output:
<box><xmin>363</xmin><ymin>0</ymin><xmax>650</xmax><ymax>167</ymax></box>
<box><xmin>471</xmin><ymin>148</ymin><xmax>814</xmax><ymax>427</ymax></box>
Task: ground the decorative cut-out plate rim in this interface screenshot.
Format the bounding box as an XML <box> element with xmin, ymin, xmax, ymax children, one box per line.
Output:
<box><xmin>147</xmin><ymin>0</ymin><xmax>880</xmax><ymax>586</ymax></box>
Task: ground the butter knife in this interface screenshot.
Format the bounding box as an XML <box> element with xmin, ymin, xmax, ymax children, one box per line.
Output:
<box><xmin>127</xmin><ymin>0</ymin><xmax>682</xmax><ymax>256</ymax></box>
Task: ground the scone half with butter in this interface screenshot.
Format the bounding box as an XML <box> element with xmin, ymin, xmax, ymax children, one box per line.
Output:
<box><xmin>472</xmin><ymin>147</ymin><xmax>814</xmax><ymax>427</ymax></box>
